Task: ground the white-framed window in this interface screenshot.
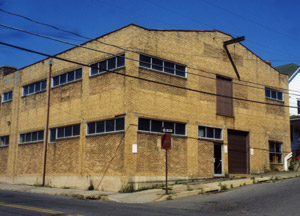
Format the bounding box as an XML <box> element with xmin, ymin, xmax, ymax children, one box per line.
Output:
<box><xmin>23</xmin><ymin>80</ymin><xmax>47</xmax><ymax>96</ymax></box>
<box><xmin>50</xmin><ymin>124</ymin><xmax>80</xmax><ymax>143</ymax></box>
<box><xmin>139</xmin><ymin>54</ymin><xmax>186</xmax><ymax>78</ymax></box>
<box><xmin>138</xmin><ymin>118</ymin><xmax>186</xmax><ymax>135</ymax></box>
<box><xmin>87</xmin><ymin>117</ymin><xmax>125</xmax><ymax>135</ymax></box>
<box><xmin>0</xmin><ymin>136</ymin><xmax>9</xmax><ymax>146</ymax></box>
<box><xmin>19</xmin><ymin>130</ymin><xmax>44</xmax><ymax>144</ymax></box>
<box><xmin>198</xmin><ymin>125</ymin><xmax>222</xmax><ymax>140</ymax></box>
<box><xmin>52</xmin><ymin>68</ymin><xmax>82</xmax><ymax>87</ymax></box>
<box><xmin>2</xmin><ymin>91</ymin><xmax>12</xmax><ymax>103</ymax></box>
<box><xmin>269</xmin><ymin>141</ymin><xmax>282</xmax><ymax>164</ymax></box>
<box><xmin>265</xmin><ymin>88</ymin><xmax>283</xmax><ymax>102</ymax></box>
<box><xmin>90</xmin><ymin>54</ymin><xmax>125</xmax><ymax>76</ymax></box>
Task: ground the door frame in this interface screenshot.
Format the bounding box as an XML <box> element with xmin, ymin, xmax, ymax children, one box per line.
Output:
<box><xmin>214</xmin><ymin>143</ymin><xmax>224</xmax><ymax>177</ymax></box>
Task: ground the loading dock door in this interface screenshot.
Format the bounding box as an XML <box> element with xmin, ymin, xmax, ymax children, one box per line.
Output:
<box><xmin>228</xmin><ymin>130</ymin><xmax>249</xmax><ymax>174</ymax></box>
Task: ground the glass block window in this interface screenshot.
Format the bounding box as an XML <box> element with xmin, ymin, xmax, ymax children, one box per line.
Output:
<box><xmin>139</xmin><ymin>54</ymin><xmax>186</xmax><ymax>78</ymax></box>
<box><xmin>23</xmin><ymin>80</ymin><xmax>47</xmax><ymax>96</ymax></box>
<box><xmin>2</xmin><ymin>91</ymin><xmax>12</xmax><ymax>103</ymax></box>
<box><xmin>52</xmin><ymin>68</ymin><xmax>82</xmax><ymax>87</ymax></box>
<box><xmin>87</xmin><ymin>117</ymin><xmax>125</xmax><ymax>135</ymax></box>
<box><xmin>138</xmin><ymin>118</ymin><xmax>186</xmax><ymax>135</ymax></box>
<box><xmin>198</xmin><ymin>126</ymin><xmax>222</xmax><ymax>140</ymax></box>
<box><xmin>90</xmin><ymin>54</ymin><xmax>125</xmax><ymax>76</ymax></box>
<box><xmin>19</xmin><ymin>131</ymin><xmax>44</xmax><ymax>144</ymax></box>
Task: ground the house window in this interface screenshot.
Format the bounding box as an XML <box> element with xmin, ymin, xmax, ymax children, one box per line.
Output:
<box><xmin>198</xmin><ymin>126</ymin><xmax>222</xmax><ymax>140</ymax></box>
<box><xmin>49</xmin><ymin>124</ymin><xmax>80</xmax><ymax>143</ymax></box>
<box><xmin>139</xmin><ymin>54</ymin><xmax>186</xmax><ymax>78</ymax></box>
<box><xmin>216</xmin><ymin>76</ymin><xmax>233</xmax><ymax>117</ymax></box>
<box><xmin>23</xmin><ymin>80</ymin><xmax>47</xmax><ymax>96</ymax></box>
<box><xmin>269</xmin><ymin>141</ymin><xmax>282</xmax><ymax>164</ymax></box>
<box><xmin>52</xmin><ymin>68</ymin><xmax>82</xmax><ymax>87</ymax></box>
<box><xmin>2</xmin><ymin>91</ymin><xmax>12</xmax><ymax>103</ymax></box>
<box><xmin>19</xmin><ymin>130</ymin><xmax>44</xmax><ymax>144</ymax></box>
<box><xmin>0</xmin><ymin>136</ymin><xmax>9</xmax><ymax>146</ymax></box>
<box><xmin>87</xmin><ymin>117</ymin><xmax>125</xmax><ymax>135</ymax></box>
<box><xmin>297</xmin><ymin>100</ymin><xmax>300</xmax><ymax>114</ymax></box>
<box><xmin>265</xmin><ymin>88</ymin><xmax>283</xmax><ymax>101</ymax></box>
<box><xmin>90</xmin><ymin>54</ymin><xmax>125</xmax><ymax>76</ymax></box>
<box><xmin>138</xmin><ymin>118</ymin><xmax>186</xmax><ymax>135</ymax></box>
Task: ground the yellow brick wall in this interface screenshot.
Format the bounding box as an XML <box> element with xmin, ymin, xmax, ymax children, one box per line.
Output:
<box><xmin>0</xmin><ymin>25</ymin><xmax>290</xmax><ymax>190</ymax></box>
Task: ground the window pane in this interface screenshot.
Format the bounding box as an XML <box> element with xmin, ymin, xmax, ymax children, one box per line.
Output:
<box><xmin>106</xmin><ymin>119</ymin><xmax>115</xmax><ymax>132</ymax></box>
<box><xmin>275</xmin><ymin>144</ymin><xmax>282</xmax><ymax>153</ymax></box>
<box><xmin>57</xmin><ymin>127</ymin><xmax>64</xmax><ymax>138</ymax></box>
<box><xmin>60</xmin><ymin>74</ymin><xmax>67</xmax><ymax>84</ymax></box>
<box><xmin>23</xmin><ymin>86</ymin><xmax>29</xmax><ymax>95</ymax></box>
<box><xmin>3</xmin><ymin>93</ymin><xmax>7</xmax><ymax>101</ymax></box>
<box><xmin>164</xmin><ymin>121</ymin><xmax>174</xmax><ymax>132</ymax></box>
<box><xmin>270</xmin><ymin>153</ymin><xmax>275</xmax><ymax>163</ymax></box>
<box><xmin>269</xmin><ymin>143</ymin><xmax>275</xmax><ymax>152</ymax></box>
<box><xmin>8</xmin><ymin>91</ymin><xmax>12</xmax><ymax>100</ymax></box>
<box><xmin>29</xmin><ymin>84</ymin><xmax>34</xmax><ymax>94</ymax></box>
<box><xmin>25</xmin><ymin>133</ymin><xmax>31</xmax><ymax>142</ymax></box>
<box><xmin>5</xmin><ymin>136</ymin><xmax>9</xmax><ymax>145</ymax></box>
<box><xmin>38</xmin><ymin>131</ymin><xmax>44</xmax><ymax>141</ymax></box>
<box><xmin>75</xmin><ymin>69</ymin><xmax>82</xmax><ymax>79</ymax></box>
<box><xmin>207</xmin><ymin>127</ymin><xmax>214</xmax><ymax>138</ymax></box>
<box><xmin>68</xmin><ymin>71</ymin><xmax>75</xmax><ymax>82</ymax></box>
<box><xmin>164</xmin><ymin>62</ymin><xmax>175</xmax><ymax>74</ymax></box>
<box><xmin>91</xmin><ymin>63</ymin><xmax>98</xmax><ymax>75</ymax></box>
<box><xmin>271</xmin><ymin>90</ymin><xmax>276</xmax><ymax>99</ymax></box>
<box><xmin>73</xmin><ymin>124</ymin><xmax>80</xmax><ymax>136</ymax></box>
<box><xmin>32</xmin><ymin>132</ymin><xmax>37</xmax><ymax>141</ymax></box>
<box><xmin>108</xmin><ymin>58</ymin><xmax>116</xmax><ymax>70</ymax></box>
<box><xmin>116</xmin><ymin>118</ymin><xmax>125</xmax><ymax>131</ymax></box>
<box><xmin>176</xmin><ymin>123</ymin><xmax>186</xmax><ymax>135</ymax></box>
<box><xmin>151</xmin><ymin>120</ymin><xmax>162</xmax><ymax>133</ymax></box>
<box><xmin>88</xmin><ymin>123</ymin><xmax>96</xmax><ymax>134</ymax></box>
<box><xmin>65</xmin><ymin>126</ymin><xmax>72</xmax><ymax>137</ymax></box>
<box><xmin>215</xmin><ymin>128</ymin><xmax>222</xmax><ymax>139</ymax></box>
<box><xmin>152</xmin><ymin>58</ymin><xmax>163</xmax><ymax>71</ymax></box>
<box><xmin>277</xmin><ymin>154</ymin><xmax>282</xmax><ymax>163</ymax></box>
<box><xmin>265</xmin><ymin>89</ymin><xmax>270</xmax><ymax>97</ymax></box>
<box><xmin>138</xmin><ymin>118</ymin><xmax>150</xmax><ymax>131</ymax></box>
<box><xmin>140</xmin><ymin>55</ymin><xmax>151</xmax><ymax>68</ymax></box>
<box><xmin>176</xmin><ymin>65</ymin><xmax>186</xmax><ymax>77</ymax></box>
<box><xmin>99</xmin><ymin>61</ymin><xmax>107</xmax><ymax>73</ymax></box>
<box><xmin>41</xmin><ymin>80</ymin><xmax>47</xmax><ymax>90</ymax></box>
<box><xmin>20</xmin><ymin>134</ymin><xmax>25</xmax><ymax>143</ymax></box>
<box><xmin>53</xmin><ymin>76</ymin><xmax>59</xmax><ymax>87</ymax></box>
<box><xmin>35</xmin><ymin>83</ymin><xmax>41</xmax><ymax>92</ymax></box>
<box><xmin>198</xmin><ymin>126</ymin><xmax>205</xmax><ymax>137</ymax></box>
<box><xmin>117</xmin><ymin>54</ymin><xmax>125</xmax><ymax>67</ymax></box>
<box><xmin>277</xmin><ymin>92</ymin><xmax>283</xmax><ymax>101</ymax></box>
<box><xmin>96</xmin><ymin>121</ymin><xmax>104</xmax><ymax>133</ymax></box>
<box><xmin>50</xmin><ymin>129</ymin><xmax>56</xmax><ymax>142</ymax></box>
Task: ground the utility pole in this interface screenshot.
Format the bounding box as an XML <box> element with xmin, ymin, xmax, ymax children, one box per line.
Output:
<box><xmin>42</xmin><ymin>59</ymin><xmax>52</xmax><ymax>186</ymax></box>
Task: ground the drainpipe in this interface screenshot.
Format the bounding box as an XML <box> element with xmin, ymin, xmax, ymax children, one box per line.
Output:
<box><xmin>284</xmin><ymin>152</ymin><xmax>293</xmax><ymax>171</ymax></box>
<box><xmin>42</xmin><ymin>59</ymin><xmax>52</xmax><ymax>186</ymax></box>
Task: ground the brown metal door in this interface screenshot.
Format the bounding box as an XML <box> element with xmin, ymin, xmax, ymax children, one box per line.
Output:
<box><xmin>228</xmin><ymin>130</ymin><xmax>249</xmax><ymax>174</ymax></box>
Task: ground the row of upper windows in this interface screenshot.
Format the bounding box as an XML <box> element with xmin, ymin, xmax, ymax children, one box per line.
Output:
<box><xmin>0</xmin><ymin>53</ymin><xmax>284</xmax><ymax>103</ymax></box>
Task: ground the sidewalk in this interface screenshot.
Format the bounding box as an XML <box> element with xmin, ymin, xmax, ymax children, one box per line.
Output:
<box><xmin>1</xmin><ymin>171</ymin><xmax>299</xmax><ymax>203</ymax></box>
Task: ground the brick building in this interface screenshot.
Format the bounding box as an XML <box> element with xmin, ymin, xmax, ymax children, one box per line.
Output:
<box><xmin>0</xmin><ymin>24</ymin><xmax>290</xmax><ymax>191</ymax></box>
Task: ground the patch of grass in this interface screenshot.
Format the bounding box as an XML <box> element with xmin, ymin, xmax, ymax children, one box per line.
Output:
<box><xmin>166</xmin><ymin>195</ymin><xmax>173</xmax><ymax>200</ymax></box>
<box><xmin>230</xmin><ymin>184</ymin><xmax>233</xmax><ymax>189</ymax></box>
<box><xmin>219</xmin><ymin>183</ymin><xmax>228</xmax><ymax>191</ymax></box>
<box><xmin>63</xmin><ymin>186</ymin><xmax>70</xmax><ymax>189</ymax></box>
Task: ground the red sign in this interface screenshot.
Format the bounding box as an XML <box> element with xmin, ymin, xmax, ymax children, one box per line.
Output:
<box><xmin>161</xmin><ymin>134</ymin><xmax>172</xmax><ymax>150</ymax></box>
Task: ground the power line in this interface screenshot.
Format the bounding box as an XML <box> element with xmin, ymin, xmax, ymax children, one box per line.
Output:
<box><xmin>0</xmin><ymin>40</ymin><xmax>297</xmax><ymax>109</ymax></box>
<box><xmin>4</xmin><ymin>23</ymin><xmax>300</xmax><ymax>98</ymax></box>
<box><xmin>1</xmin><ymin>9</ymin><xmax>298</xmax><ymax>94</ymax></box>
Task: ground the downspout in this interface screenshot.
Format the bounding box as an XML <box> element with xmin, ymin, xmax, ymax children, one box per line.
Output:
<box><xmin>284</xmin><ymin>152</ymin><xmax>293</xmax><ymax>171</ymax></box>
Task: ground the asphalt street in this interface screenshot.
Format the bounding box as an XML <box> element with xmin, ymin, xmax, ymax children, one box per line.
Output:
<box><xmin>0</xmin><ymin>177</ymin><xmax>299</xmax><ymax>216</ymax></box>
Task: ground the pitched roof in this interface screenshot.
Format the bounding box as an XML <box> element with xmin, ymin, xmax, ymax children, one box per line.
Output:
<box><xmin>275</xmin><ymin>63</ymin><xmax>300</xmax><ymax>78</ymax></box>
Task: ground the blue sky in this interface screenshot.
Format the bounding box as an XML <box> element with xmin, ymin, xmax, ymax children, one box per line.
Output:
<box><xmin>1</xmin><ymin>0</ymin><xmax>300</xmax><ymax>69</ymax></box>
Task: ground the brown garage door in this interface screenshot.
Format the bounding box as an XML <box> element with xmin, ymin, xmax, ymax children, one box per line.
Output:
<box><xmin>228</xmin><ymin>130</ymin><xmax>249</xmax><ymax>174</ymax></box>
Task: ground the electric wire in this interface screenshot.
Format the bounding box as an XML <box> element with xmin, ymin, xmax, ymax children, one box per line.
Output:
<box><xmin>0</xmin><ymin>40</ymin><xmax>297</xmax><ymax>109</ymax></box>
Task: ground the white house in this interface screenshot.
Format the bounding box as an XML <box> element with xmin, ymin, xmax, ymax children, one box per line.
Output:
<box><xmin>276</xmin><ymin>63</ymin><xmax>300</xmax><ymax>156</ymax></box>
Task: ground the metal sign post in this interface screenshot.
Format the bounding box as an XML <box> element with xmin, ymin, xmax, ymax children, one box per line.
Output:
<box><xmin>161</xmin><ymin>128</ymin><xmax>172</xmax><ymax>195</ymax></box>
